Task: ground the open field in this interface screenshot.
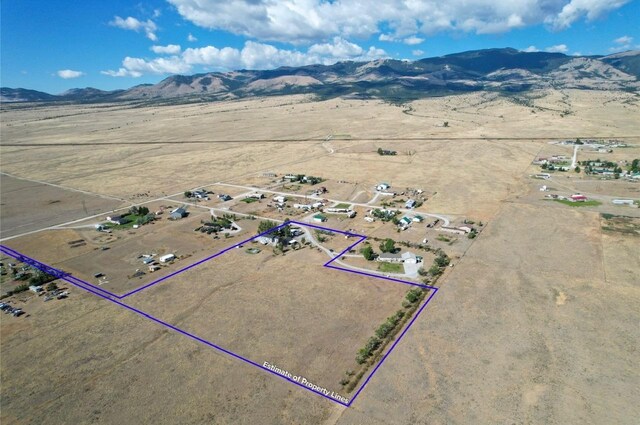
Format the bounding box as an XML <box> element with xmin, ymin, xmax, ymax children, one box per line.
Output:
<box><xmin>335</xmin><ymin>202</ymin><xmax>640</xmax><ymax>424</ymax></box>
<box><xmin>1</xmin><ymin>89</ymin><xmax>639</xmax><ymax>424</ymax></box>
<box><xmin>0</xmin><ymin>173</ymin><xmax>126</xmax><ymax>239</ymax></box>
<box><xmin>125</xmin><ymin>244</ymin><xmax>412</xmax><ymax>396</ymax></box>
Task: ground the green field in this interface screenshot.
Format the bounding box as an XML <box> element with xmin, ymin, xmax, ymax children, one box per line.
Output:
<box><xmin>378</xmin><ymin>262</ymin><xmax>404</xmax><ymax>273</ymax></box>
<box><xmin>553</xmin><ymin>199</ymin><xmax>602</xmax><ymax>207</ymax></box>
<box><xmin>333</xmin><ymin>203</ymin><xmax>352</xmax><ymax>209</ymax></box>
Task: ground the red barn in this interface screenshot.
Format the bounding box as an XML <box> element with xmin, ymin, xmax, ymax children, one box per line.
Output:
<box><xmin>571</xmin><ymin>194</ymin><xmax>587</xmax><ymax>202</ymax></box>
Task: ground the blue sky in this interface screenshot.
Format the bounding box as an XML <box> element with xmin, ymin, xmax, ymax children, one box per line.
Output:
<box><xmin>2</xmin><ymin>0</ymin><xmax>639</xmax><ymax>93</ymax></box>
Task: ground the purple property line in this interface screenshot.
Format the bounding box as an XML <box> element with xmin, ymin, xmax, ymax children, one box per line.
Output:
<box><xmin>0</xmin><ymin>221</ymin><xmax>439</xmax><ymax>407</ymax></box>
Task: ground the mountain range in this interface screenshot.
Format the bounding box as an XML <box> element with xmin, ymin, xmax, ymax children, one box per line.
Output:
<box><xmin>2</xmin><ymin>48</ymin><xmax>639</xmax><ymax>104</ymax></box>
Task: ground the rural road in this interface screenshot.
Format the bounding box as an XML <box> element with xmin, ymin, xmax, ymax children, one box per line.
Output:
<box><xmin>216</xmin><ymin>182</ymin><xmax>451</xmax><ymax>226</ymax></box>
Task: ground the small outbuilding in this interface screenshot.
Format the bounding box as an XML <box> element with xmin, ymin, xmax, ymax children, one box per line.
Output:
<box><xmin>159</xmin><ymin>254</ymin><xmax>176</xmax><ymax>263</ymax></box>
<box><xmin>313</xmin><ymin>214</ymin><xmax>327</xmax><ymax>223</ymax></box>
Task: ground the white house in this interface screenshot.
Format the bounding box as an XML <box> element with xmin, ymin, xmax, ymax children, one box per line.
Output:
<box><xmin>612</xmin><ymin>199</ymin><xmax>634</xmax><ymax>205</ymax></box>
<box><xmin>376</xmin><ymin>183</ymin><xmax>390</xmax><ymax>191</ymax></box>
<box><xmin>273</xmin><ymin>195</ymin><xmax>286</xmax><ymax>203</ymax></box>
<box><xmin>377</xmin><ymin>253</ymin><xmax>403</xmax><ymax>262</ymax></box>
<box><xmin>159</xmin><ymin>254</ymin><xmax>176</xmax><ymax>263</ymax></box>
<box><xmin>401</xmin><ymin>252</ymin><xmax>422</xmax><ymax>264</ymax></box>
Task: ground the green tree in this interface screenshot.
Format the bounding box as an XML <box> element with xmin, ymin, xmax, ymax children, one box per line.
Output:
<box><xmin>575</xmin><ymin>166</ymin><xmax>580</xmax><ymax>173</ymax></box>
<box><xmin>631</xmin><ymin>159</ymin><xmax>639</xmax><ymax>172</ymax></box>
<box><xmin>377</xmin><ymin>147</ymin><xmax>383</xmax><ymax>155</ymax></box>
<box><xmin>46</xmin><ymin>282</ymin><xmax>58</xmax><ymax>292</ymax></box>
<box><xmin>257</xmin><ymin>220</ymin><xmax>279</xmax><ymax>234</ymax></box>
<box><xmin>379</xmin><ymin>238</ymin><xmax>396</xmax><ymax>253</ymax></box>
<box><xmin>443</xmin><ymin>121</ymin><xmax>449</xmax><ymax>127</ymax></box>
<box><xmin>435</xmin><ymin>254</ymin><xmax>450</xmax><ymax>267</ymax></box>
<box><xmin>138</xmin><ymin>206</ymin><xmax>149</xmax><ymax>216</ymax></box>
<box><xmin>362</xmin><ymin>245</ymin><xmax>375</xmax><ymax>261</ymax></box>
<box><xmin>184</xmin><ymin>191</ymin><xmax>192</xmax><ymax>198</ymax></box>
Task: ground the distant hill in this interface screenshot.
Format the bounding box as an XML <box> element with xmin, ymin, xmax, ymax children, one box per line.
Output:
<box><xmin>2</xmin><ymin>48</ymin><xmax>639</xmax><ymax>104</ymax></box>
<box><xmin>1</xmin><ymin>88</ymin><xmax>58</xmax><ymax>102</ymax></box>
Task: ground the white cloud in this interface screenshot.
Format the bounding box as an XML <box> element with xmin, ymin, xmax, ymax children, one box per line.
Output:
<box><xmin>403</xmin><ymin>36</ymin><xmax>424</xmax><ymax>45</ymax></box>
<box><xmin>167</xmin><ymin>0</ymin><xmax>630</xmax><ymax>42</ymax></box>
<box><xmin>412</xmin><ymin>49</ymin><xmax>425</xmax><ymax>56</ymax></box>
<box><xmin>151</xmin><ymin>44</ymin><xmax>182</xmax><ymax>54</ymax></box>
<box><xmin>110</xmin><ymin>16</ymin><xmax>158</xmax><ymax>41</ymax></box>
<box><xmin>103</xmin><ymin>38</ymin><xmax>387</xmax><ymax>77</ymax></box>
<box><xmin>545</xmin><ymin>44</ymin><xmax>569</xmax><ymax>53</ymax></box>
<box><xmin>547</xmin><ymin>0</ymin><xmax>630</xmax><ymax>30</ymax></box>
<box><xmin>379</xmin><ymin>33</ymin><xmax>396</xmax><ymax>42</ymax></box>
<box><xmin>187</xmin><ymin>33</ymin><xmax>198</xmax><ymax>42</ymax></box>
<box><xmin>608</xmin><ymin>35</ymin><xmax>634</xmax><ymax>52</ymax></box>
<box><xmin>101</xmin><ymin>68</ymin><xmax>142</xmax><ymax>78</ymax></box>
<box><xmin>522</xmin><ymin>45</ymin><xmax>540</xmax><ymax>52</ymax></box>
<box><xmin>614</xmin><ymin>35</ymin><xmax>632</xmax><ymax>44</ymax></box>
<box><xmin>57</xmin><ymin>69</ymin><xmax>85</xmax><ymax>79</ymax></box>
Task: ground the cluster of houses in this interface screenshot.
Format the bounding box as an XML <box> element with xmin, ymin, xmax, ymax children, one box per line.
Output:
<box><xmin>192</xmin><ymin>189</ymin><xmax>209</xmax><ymax>200</ymax></box>
<box><xmin>293</xmin><ymin>201</ymin><xmax>325</xmax><ymax>211</ymax></box>
<box><xmin>533</xmin><ymin>155</ymin><xmax>571</xmax><ymax>171</ymax></box>
<box><xmin>256</xmin><ymin>226</ymin><xmax>305</xmax><ymax>247</ymax></box>
<box><xmin>139</xmin><ymin>253</ymin><xmax>176</xmax><ymax>272</ymax></box>
<box><xmin>545</xmin><ymin>193</ymin><xmax>589</xmax><ymax>202</ymax></box>
<box><xmin>324</xmin><ymin>207</ymin><xmax>356</xmax><ymax>218</ymax></box>
<box><xmin>283</xmin><ymin>174</ymin><xmax>324</xmax><ymax>185</ymax></box>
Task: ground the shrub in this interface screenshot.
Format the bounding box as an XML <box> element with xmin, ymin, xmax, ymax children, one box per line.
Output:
<box><xmin>435</xmin><ymin>254</ymin><xmax>450</xmax><ymax>267</ymax></box>
<box><xmin>405</xmin><ymin>288</ymin><xmax>422</xmax><ymax>303</ymax></box>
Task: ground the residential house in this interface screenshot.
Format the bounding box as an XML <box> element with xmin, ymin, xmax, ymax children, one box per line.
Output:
<box><xmin>193</xmin><ymin>190</ymin><xmax>209</xmax><ymax>200</ymax></box>
<box><xmin>377</xmin><ymin>253</ymin><xmax>403</xmax><ymax>262</ymax></box>
<box><xmin>170</xmin><ymin>207</ymin><xmax>188</xmax><ymax>220</ymax></box>
<box><xmin>401</xmin><ymin>252</ymin><xmax>423</xmax><ymax>264</ymax></box>
<box><xmin>106</xmin><ymin>215</ymin><xmax>130</xmax><ymax>225</ymax></box>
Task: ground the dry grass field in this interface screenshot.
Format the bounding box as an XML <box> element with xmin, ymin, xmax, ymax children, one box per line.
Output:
<box><xmin>1</xmin><ymin>89</ymin><xmax>639</xmax><ymax>424</ymax></box>
<box><xmin>125</xmin><ymin>246</ymin><xmax>411</xmax><ymax>395</ymax></box>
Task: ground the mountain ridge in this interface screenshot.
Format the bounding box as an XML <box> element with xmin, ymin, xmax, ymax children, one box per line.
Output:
<box><xmin>2</xmin><ymin>48</ymin><xmax>638</xmax><ymax>104</ymax></box>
